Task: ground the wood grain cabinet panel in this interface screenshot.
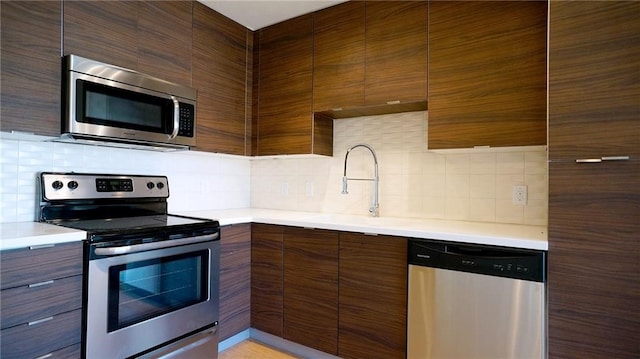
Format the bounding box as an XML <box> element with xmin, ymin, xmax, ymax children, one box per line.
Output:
<box><xmin>256</xmin><ymin>14</ymin><xmax>333</xmax><ymax>156</ymax></box>
<box><xmin>548</xmin><ymin>2</ymin><xmax>640</xmax><ymax>358</ymax></box>
<box><xmin>193</xmin><ymin>3</ymin><xmax>251</xmax><ymax>155</ymax></box>
<box><xmin>283</xmin><ymin>227</ymin><xmax>339</xmax><ymax>355</ymax></box>
<box><xmin>365</xmin><ymin>1</ymin><xmax>427</xmax><ymax>107</ymax></box>
<box><xmin>312</xmin><ymin>1</ymin><xmax>365</xmax><ymax>112</ymax></box>
<box><xmin>428</xmin><ymin>1</ymin><xmax>547</xmax><ymax>149</ymax></box>
<box><xmin>251</xmin><ymin>224</ymin><xmax>284</xmax><ymax>336</ymax></box>
<box><xmin>63</xmin><ymin>1</ymin><xmax>138</xmax><ymax>69</ymax></box>
<box><xmin>219</xmin><ymin>224</ymin><xmax>251</xmax><ymax>341</ymax></box>
<box><xmin>0</xmin><ymin>1</ymin><xmax>61</xmax><ymax>136</ymax></box>
<box><xmin>338</xmin><ymin>233</ymin><xmax>407</xmax><ymax>359</ymax></box>
<box><xmin>548</xmin><ymin>2</ymin><xmax>640</xmax><ymax>161</ymax></box>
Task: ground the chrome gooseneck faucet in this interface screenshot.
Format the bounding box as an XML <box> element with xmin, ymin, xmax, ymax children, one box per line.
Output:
<box><xmin>342</xmin><ymin>143</ymin><xmax>379</xmax><ymax>217</ymax></box>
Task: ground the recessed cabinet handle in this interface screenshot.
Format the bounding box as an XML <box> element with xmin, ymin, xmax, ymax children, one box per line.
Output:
<box><xmin>576</xmin><ymin>156</ymin><xmax>630</xmax><ymax>163</ymax></box>
<box><xmin>386</xmin><ymin>100</ymin><xmax>401</xmax><ymax>105</ymax></box>
<box><xmin>34</xmin><ymin>353</ymin><xmax>53</xmax><ymax>359</ymax></box>
<box><xmin>28</xmin><ymin>316</ymin><xmax>53</xmax><ymax>326</ymax></box>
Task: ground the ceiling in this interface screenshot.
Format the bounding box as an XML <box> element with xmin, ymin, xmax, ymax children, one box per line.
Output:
<box><xmin>198</xmin><ymin>0</ymin><xmax>347</xmax><ymax>30</ymax></box>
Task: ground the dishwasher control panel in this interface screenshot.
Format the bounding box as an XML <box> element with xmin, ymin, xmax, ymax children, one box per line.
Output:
<box><xmin>409</xmin><ymin>239</ymin><xmax>546</xmax><ymax>282</ymax></box>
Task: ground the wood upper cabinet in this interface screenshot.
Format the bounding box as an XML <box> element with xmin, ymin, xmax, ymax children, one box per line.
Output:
<box><xmin>0</xmin><ymin>1</ymin><xmax>61</xmax><ymax>136</ymax></box>
<box><xmin>283</xmin><ymin>227</ymin><xmax>339</xmax><ymax>355</ymax></box>
<box><xmin>548</xmin><ymin>2</ymin><xmax>640</xmax><ymax>161</ymax></box>
<box><xmin>219</xmin><ymin>224</ymin><xmax>251</xmax><ymax>341</ymax></box>
<box><xmin>548</xmin><ymin>2</ymin><xmax>639</xmax><ymax>358</ymax></box>
<box><xmin>339</xmin><ymin>233</ymin><xmax>407</xmax><ymax>359</ymax></box>
<box><xmin>256</xmin><ymin>14</ymin><xmax>333</xmax><ymax>156</ymax></box>
<box><xmin>250</xmin><ymin>224</ymin><xmax>284</xmax><ymax>336</ymax></box>
<box><xmin>193</xmin><ymin>3</ymin><xmax>251</xmax><ymax>155</ymax></box>
<box><xmin>365</xmin><ymin>1</ymin><xmax>427</xmax><ymax>107</ymax></box>
<box><xmin>428</xmin><ymin>1</ymin><xmax>547</xmax><ymax>149</ymax></box>
<box><xmin>312</xmin><ymin>1</ymin><xmax>365</xmax><ymax>112</ymax></box>
<box><xmin>64</xmin><ymin>1</ymin><xmax>192</xmax><ymax>87</ymax></box>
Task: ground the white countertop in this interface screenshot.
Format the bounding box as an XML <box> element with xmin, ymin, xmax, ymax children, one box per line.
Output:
<box><xmin>1</xmin><ymin>222</ymin><xmax>87</xmax><ymax>251</ymax></box>
<box><xmin>177</xmin><ymin>208</ymin><xmax>548</xmax><ymax>251</ymax></box>
<box><xmin>1</xmin><ymin>209</ymin><xmax>547</xmax><ymax>251</ymax></box>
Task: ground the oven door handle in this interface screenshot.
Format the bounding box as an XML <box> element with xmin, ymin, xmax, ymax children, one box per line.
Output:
<box><xmin>94</xmin><ymin>233</ymin><xmax>218</xmax><ymax>256</ymax></box>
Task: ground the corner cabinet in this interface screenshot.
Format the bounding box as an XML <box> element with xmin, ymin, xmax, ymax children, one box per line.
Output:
<box><xmin>427</xmin><ymin>1</ymin><xmax>547</xmax><ymax>149</ymax></box>
<box><xmin>0</xmin><ymin>1</ymin><xmax>61</xmax><ymax>136</ymax></box>
<box><xmin>193</xmin><ymin>3</ymin><xmax>253</xmax><ymax>155</ymax></box>
<box><xmin>0</xmin><ymin>242</ymin><xmax>83</xmax><ymax>359</ymax></box>
<box><xmin>548</xmin><ymin>2</ymin><xmax>640</xmax><ymax>358</ymax></box>
<box><xmin>255</xmin><ymin>15</ymin><xmax>333</xmax><ymax>156</ymax></box>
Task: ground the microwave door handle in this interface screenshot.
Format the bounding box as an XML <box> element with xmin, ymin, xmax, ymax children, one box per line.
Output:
<box><xmin>169</xmin><ymin>96</ymin><xmax>180</xmax><ymax>140</ymax></box>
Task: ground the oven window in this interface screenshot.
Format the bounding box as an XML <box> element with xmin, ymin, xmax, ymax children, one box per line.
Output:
<box><xmin>107</xmin><ymin>250</ymin><xmax>209</xmax><ymax>332</ymax></box>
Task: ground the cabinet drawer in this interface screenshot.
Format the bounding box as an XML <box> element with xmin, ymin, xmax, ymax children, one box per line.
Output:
<box><xmin>0</xmin><ymin>242</ymin><xmax>83</xmax><ymax>290</ymax></box>
<box><xmin>0</xmin><ymin>309</ymin><xmax>81</xmax><ymax>359</ymax></box>
<box><xmin>42</xmin><ymin>343</ymin><xmax>81</xmax><ymax>359</ymax></box>
<box><xmin>1</xmin><ymin>275</ymin><xmax>82</xmax><ymax>329</ymax></box>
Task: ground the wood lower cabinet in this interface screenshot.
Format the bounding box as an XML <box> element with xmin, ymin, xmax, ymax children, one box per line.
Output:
<box><xmin>339</xmin><ymin>233</ymin><xmax>408</xmax><ymax>359</ymax></box>
<box><xmin>0</xmin><ymin>1</ymin><xmax>61</xmax><ymax>136</ymax></box>
<box><xmin>219</xmin><ymin>224</ymin><xmax>251</xmax><ymax>341</ymax></box>
<box><xmin>548</xmin><ymin>2</ymin><xmax>640</xmax><ymax>358</ymax></box>
<box><xmin>283</xmin><ymin>227</ymin><xmax>339</xmax><ymax>355</ymax></box>
<box><xmin>251</xmin><ymin>224</ymin><xmax>284</xmax><ymax>336</ymax></box>
<box><xmin>0</xmin><ymin>241</ymin><xmax>83</xmax><ymax>359</ymax></box>
<box><xmin>193</xmin><ymin>3</ymin><xmax>252</xmax><ymax>155</ymax></box>
<box><xmin>428</xmin><ymin>1</ymin><xmax>547</xmax><ymax>149</ymax></box>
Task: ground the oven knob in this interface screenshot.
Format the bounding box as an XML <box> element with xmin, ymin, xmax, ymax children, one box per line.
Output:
<box><xmin>67</xmin><ymin>180</ymin><xmax>79</xmax><ymax>190</ymax></box>
<box><xmin>52</xmin><ymin>180</ymin><xmax>64</xmax><ymax>190</ymax></box>
<box><xmin>147</xmin><ymin>182</ymin><xmax>155</xmax><ymax>189</ymax></box>
<box><xmin>156</xmin><ymin>182</ymin><xmax>165</xmax><ymax>190</ymax></box>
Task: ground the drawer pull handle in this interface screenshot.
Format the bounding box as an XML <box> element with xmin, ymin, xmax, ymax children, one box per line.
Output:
<box><xmin>28</xmin><ymin>316</ymin><xmax>53</xmax><ymax>326</ymax></box>
<box><xmin>29</xmin><ymin>280</ymin><xmax>54</xmax><ymax>288</ymax></box>
<box><xmin>386</xmin><ymin>100</ymin><xmax>401</xmax><ymax>105</ymax></box>
<box><xmin>576</xmin><ymin>156</ymin><xmax>630</xmax><ymax>163</ymax></box>
<box><xmin>29</xmin><ymin>244</ymin><xmax>55</xmax><ymax>250</ymax></box>
<box><xmin>35</xmin><ymin>353</ymin><xmax>53</xmax><ymax>359</ymax></box>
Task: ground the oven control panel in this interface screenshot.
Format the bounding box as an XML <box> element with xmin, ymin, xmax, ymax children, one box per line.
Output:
<box><xmin>40</xmin><ymin>172</ymin><xmax>169</xmax><ymax>200</ymax></box>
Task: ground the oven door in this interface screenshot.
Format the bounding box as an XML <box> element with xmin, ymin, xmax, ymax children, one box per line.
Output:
<box><xmin>85</xmin><ymin>237</ymin><xmax>219</xmax><ymax>359</ymax></box>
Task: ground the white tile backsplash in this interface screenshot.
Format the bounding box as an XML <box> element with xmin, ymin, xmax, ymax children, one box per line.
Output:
<box><xmin>251</xmin><ymin>111</ymin><xmax>548</xmax><ymax>225</ymax></box>
<box><xmin>0</xmin><ymin>134</ymin><xmax>251</xmax><ymax>223</ymax></box>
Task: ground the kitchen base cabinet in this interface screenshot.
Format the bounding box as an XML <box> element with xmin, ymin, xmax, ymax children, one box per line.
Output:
<box><xmin>219</xmin><ymin>224</ymin><xmax>251</xmax><ymax>341</ymax></box>
<box><xmin>0</xmin><ymin>241</ymin><xmax>83</xmax><ymax>359</ymax></box>
<box><xmin>283</xmin><ymin>227</ymin><xmax>339</xmax><ymax>355</ymax></box>
<box><xmin>338</xmin><ymin>233</ymin><xmax>408</xmax><ymax>359</ymax></box>
<box><xmin>251</xmin><ymin>224</ymin><xmax>284</xmax><ymax>336</ymax></box>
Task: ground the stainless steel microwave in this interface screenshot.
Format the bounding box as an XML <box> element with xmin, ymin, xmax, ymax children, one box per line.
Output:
<box><xmin>62</xmin><ymin>55</ymin><xmax>197</xmax><ymax>150</ymax></box>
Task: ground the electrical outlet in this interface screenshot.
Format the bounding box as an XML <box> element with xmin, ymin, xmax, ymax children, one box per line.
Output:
<box><xmin>512</xmin><ymin>185</ymin><xmax>528</xmax><ymax>205</ymax></box>
<box><xmin>305</xmin><ymin>181</ymin><xmax>314</xmax><ymax>197</ymax></box>
<box><xmin>281</xmin><ymin>182</ymin><xmax>289</xmax><ymax>196</ymax></box>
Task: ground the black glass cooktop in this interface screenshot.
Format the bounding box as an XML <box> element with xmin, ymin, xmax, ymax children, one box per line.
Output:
<box><xmin>54</xmin><ymin>214</ymin><xmax>210</xmax><ymax>233</ymax></box>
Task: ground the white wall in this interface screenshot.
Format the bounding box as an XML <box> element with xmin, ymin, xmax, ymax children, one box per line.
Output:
<box><xmin>0</xmin><ymin>134</ymin><xmax>251</xmax><ymax>223</ymax></box>
<box><xmin>251</xmin><ymin>111</ymin><xmax>547</xmax><ymax>225</ymax></box>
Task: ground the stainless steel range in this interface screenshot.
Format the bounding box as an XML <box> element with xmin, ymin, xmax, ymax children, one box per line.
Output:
<box><xmin>38</xmin><ymin>172</ymin><xmax>220</xmax><ymax>359</ymax></box>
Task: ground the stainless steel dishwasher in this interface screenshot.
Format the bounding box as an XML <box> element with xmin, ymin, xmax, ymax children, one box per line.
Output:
<box><xmin>407</xmin><ymin>239</ymin><xmax>546</xmax><ymax>359</ymax></box>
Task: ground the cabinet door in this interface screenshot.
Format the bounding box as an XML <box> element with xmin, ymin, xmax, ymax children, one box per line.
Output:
<box><xmin>193</xmin><ymin>3</ymin><xmax>251</xmax><ymax>155</ymax></box>
<box><xmin>283</xmin><ymin>227</ymin><xmax>339</xmax><ymax>355</ymax></box>
<box><xmin>365</xmin><ymin>1</ymin><xmax>427</xmax><ymax>106</ymax></box>
<box><xmin>250</xmin><ymin>224</ymin><xmax>284</xmax><ymax>336</ymax></box>
<box><xmin>339</xmin><ymin>233</ymin><xmax>407</xmax><ymax>359</ymax></box>
<box><xmin>548</xmin><ymin>162</ymin><xmax>639</xmax><ymax>358</ymax></box>
<box><xmin>312</xmin><ymin>1</ymin><xmax>365</xmax><ymax>112</ymax></box>
<box><xmin>0</xmin><ymin>1</ymin><xmax>61</xmax><ymax>136</ymax></box>
<box><xmin>219</xmin><ymin>224</ymin><xmax>251</xmax><ymax>341</ymax></box>
<box><xmin>428</xmin><ymin>1</ymin><xmax>547</xmax><ymax>149</ymax></box>
<box><xmin>256</xmin><ymin>15</ymin><xmax>317</xmax><ymax>155</ymax></box>
<box><xmin>137</xmin><ymin>1</ymin><xmax>192</xmax><ymax>86</ymax></box>
<box><xmin>63</xmin><ymin>1</ymin><xmax>138</xmax><ymax>69</ymax></box>
<box><xmin>548</xmin><ymin>2</ymin><xmax>640</xmax><ymax>161</ymax></box>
